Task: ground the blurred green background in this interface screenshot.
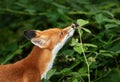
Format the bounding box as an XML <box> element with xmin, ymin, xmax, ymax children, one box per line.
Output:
<box><xmin>0</xmin><ymin>0</ymin><xmax>120</xmax><ymax>82</ymax></box>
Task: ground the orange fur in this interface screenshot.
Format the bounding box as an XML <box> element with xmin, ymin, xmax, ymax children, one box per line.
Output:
<box><xmin>0</xmin><ymin>25</ymin><xmax>75</xmax><ymax>82</ymax></box>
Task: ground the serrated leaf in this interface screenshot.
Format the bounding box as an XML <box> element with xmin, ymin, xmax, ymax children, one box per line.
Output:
<box><xmin>77</xmin><ymin>19</ymin><xmax>89</xmax><ymax>26</ymax></box>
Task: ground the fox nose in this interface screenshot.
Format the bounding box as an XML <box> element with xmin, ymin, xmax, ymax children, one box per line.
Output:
<box><xmin>72</xmin><ymin>22</ymin><xmax>79</xmax><ymax>28</ymax></box>
<box><xmin>24</xmin><ymin>30</ymin><xmax>36</xmax><ymax>40</ymax></box>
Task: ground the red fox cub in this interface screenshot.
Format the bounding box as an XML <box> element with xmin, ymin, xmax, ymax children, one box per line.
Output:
<box><xmin>0</xmin><ymin>23</ymin><xmax>77</xmax><ymax>82</ymax></box>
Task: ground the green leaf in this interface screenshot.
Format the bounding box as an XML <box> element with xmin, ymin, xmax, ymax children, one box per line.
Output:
<box><xmin>101</xmin><ymin>53</ymin><xmax>113</xmax><ymax>58</ymax></box>
<box><xmin>100</xmin><ymin>50</ymin><xmax>113</xmax><ymax>58</ymax></box>
<box><xmin>62</xmin><ymin>49</ymin><xmax>74</xmax><ymax>56</ymax></box>
<box><xmin>84</xmin><ymin>43</ymin><xmax>97</xmax><ymax>48</ymax></box>
<box><xmin>82</xmin><ymin>28</ymin><xmax>91</xmax><ymax>33</ymax></box>
<box><xmin>98</xmin><ymin>68</ymin><xmax>120</xmax><ymax>82</ymax></box>
<box><xmin>94</xmin><ymin>13</ymin><xmax>108</xmax><ymax>24</ymax></box>
<box><xmin>78</xmin><ymin>67</ymin><xmax>88</xmax><ymax>76</ymax></box>
<box><xmin>77</xmin><ymin>19</ymin><xmax>89</xmax><ymax>26</ymax></box>
<box><xmin>46</xmin><ymin>69</ymin><xmax>56</xmax><ymax>80</ymax></box>
<box><xmin>73</xmin><ymin>46</ymin><xmax>83</xmax><ymax>54</ymax></box>
<box><xmin>105</xmin><ymin>24</ymin><xmax>119</xmax><ymax>29</ymax></box>
<box><xmin>72</xmin><ymin>79</ymin><xmax>78</xmax><ymax>82</ymax></box>
<box><xmin>61</xmin><ymin>68</ymin><xmax>71</xmax><ymax>73</ymax></box>
<box><xmin>70</xmin><ymin>38</ymin><xmax>79</xmax><ymax>46</ymax></box>
<box><xmin>73</xmin><ymin>45</ymin><xmax>88</xmax><ymax>54</ymax></box>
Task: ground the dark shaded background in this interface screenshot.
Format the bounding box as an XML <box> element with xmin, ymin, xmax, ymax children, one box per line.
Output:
<box><xmin>0</xmin><ymin>0</ymin><xmax>120</xmax><ymax>82</ymax></box>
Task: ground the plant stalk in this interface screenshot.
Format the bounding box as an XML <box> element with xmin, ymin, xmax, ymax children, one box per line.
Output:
<box><xmin>77</xmin><ymin>27</ymin><xmax>90</xmax><ymax>82</ymax></box>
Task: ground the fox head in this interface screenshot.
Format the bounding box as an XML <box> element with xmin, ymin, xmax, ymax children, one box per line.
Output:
<box><xmin>24</xmin><ymin>23</ymin><xmax>77</xmax><ymax>79</ymax></box>
<box><xmin>24</xmin><ymin>23</ymin><xmax>77</xmax><ymax>50</ymax></box>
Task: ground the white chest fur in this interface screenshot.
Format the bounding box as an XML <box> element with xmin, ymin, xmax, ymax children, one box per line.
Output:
<box><xmin>41</xmin><ymin>28</ymin><xmax>74</xmax><ymax>79</ymax></box>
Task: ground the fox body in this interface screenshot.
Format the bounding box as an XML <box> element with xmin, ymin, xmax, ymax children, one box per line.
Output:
<box><xmin>0</xmin><ymin>24</ymin><xmax>76</xmax><ymax>82</ymax></box>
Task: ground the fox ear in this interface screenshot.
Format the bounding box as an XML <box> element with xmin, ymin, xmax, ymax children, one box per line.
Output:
<box><xmin>31</xmin><ymin>37</ymin><xmax>50</xmax><ymax>48</ymax></box>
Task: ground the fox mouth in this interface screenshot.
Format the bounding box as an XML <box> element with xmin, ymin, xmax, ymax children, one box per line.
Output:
<box><xmin>66</xmin><ymin>23</ymin><xmax>78</xmax><ymax>41</ymax></box>
<box><xmin>65</xmin><ymin>28</ymin><xmax>75</xmax><ymax>43</ymax></box>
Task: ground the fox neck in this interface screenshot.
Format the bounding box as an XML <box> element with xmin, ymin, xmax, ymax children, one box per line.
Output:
<box><xmin>23</xmin><ymin>45</ymin><xmax>58</xmax><ymax>79</ymax></box>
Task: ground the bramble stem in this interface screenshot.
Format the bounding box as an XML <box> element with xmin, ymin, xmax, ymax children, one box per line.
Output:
<box><xmin>77</xmin><ymin>27</ymin><xmax>90</xmax><ymax>82</ymax></box>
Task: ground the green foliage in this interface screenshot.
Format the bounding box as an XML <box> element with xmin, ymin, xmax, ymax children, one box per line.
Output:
<box><xmin>0</xmin><ymin>0</ymin><xmax>120</xmax><ymax>82</ymax></box>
